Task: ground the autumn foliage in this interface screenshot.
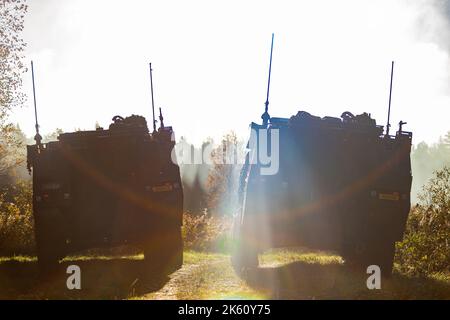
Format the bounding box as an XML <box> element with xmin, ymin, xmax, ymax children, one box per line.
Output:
<box><xmin>395</xmin><ymin>167</ymin><xmax>450</xmax><ymax>276</ymax></box>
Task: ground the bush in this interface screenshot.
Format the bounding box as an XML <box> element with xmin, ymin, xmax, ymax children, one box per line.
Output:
<box><xmin>395</xmin><ymin>167</ymin><xmax>450</xmax><ymax>276</ymax></box>
<box><xmin>182</xmin><ymin>210</ymin><xmax>232</xmax><ymax>253</ymax></box>
<box><xmin>0</xmin><ymin>180</ymin><xmax>35</xmax><ymax>255</ymax></box>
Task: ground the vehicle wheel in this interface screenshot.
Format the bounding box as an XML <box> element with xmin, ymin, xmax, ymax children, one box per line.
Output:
<box><xmin>366</xmin><ymin>240</ymin><xmax>396</xmax><ymax>276</ymax></box>
<box><xmin>34</xmin><ymin>209</ymin><xmax>65</xmax><ymax>274</ymax></box>
<box><xmin>143</xmin><ymin>227</ymin><xmax>183</xmax><ymax>276</ymax></box>
<box><xmin>35</xmin><ymin>237</ymin><xmax>62</xmax><ymax>274</ymax></box>
<box><xmin>231</xmin><ymin>241</ymin><xmax>259</xmax><ymax>276</ymax></box>
<box><xmin>167</xmin><ymin>227</ymin><xmax>183</xmax><ymax>273</ymax></box>
<box><xmin>343</xmin><ymin>240</ymin><xmax>396</xmax><ymax>276</ymax></box>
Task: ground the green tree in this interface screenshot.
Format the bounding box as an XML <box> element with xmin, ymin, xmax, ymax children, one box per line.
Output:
<box><xmin>0</xmin><ymin>179</ymin><xmax>34</xmax><ymax>255</ymax></box>
<box><xmin>1</xmin><ymin>0</ymin><xmax>28</xmax><ymax>178</ymax></box>
<box><xmin>0</xmin><ymin>124</ymin><xmax>27</xmax><ymax>186</ymax></box>
<box><xmin>411</xmin><ymin>137</ymin><xmax>450</xmax><ymax>203</ymax></box>
<box><xmin>395</xmin><ymin>166</ymin><xmax>450</xmax><ymax>276</ymax></box>
<box><xmin>0</xmin><ymin>0</ymin><xmax>28</xmax><ymax>120</ymax></box>
<box><xmin>206</xmin><ymin>132</ymin><xmax>243</xmax><ymax>216</ymax></box>
<box><xmin>443</xmin><ymin>131</ymin><xmax>450</xmax><ymax>149</ymax></box>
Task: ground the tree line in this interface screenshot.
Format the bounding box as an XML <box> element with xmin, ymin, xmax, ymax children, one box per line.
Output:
<box><xmin>0</xmin><ymin>1</ymin><xmax>448</xmax><ymax>275</ymax></box>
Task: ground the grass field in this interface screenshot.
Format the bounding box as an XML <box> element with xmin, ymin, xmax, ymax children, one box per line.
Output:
<box><xmin>0</xmin><ymin>249</ymin><xmax>449</xmax><ymax>300</ymax></box>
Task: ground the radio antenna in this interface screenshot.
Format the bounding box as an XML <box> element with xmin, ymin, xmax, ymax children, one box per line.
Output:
<box><xmin>261</xmin><ymin>33</ymin><xmax>274</xmax><ymax>126</ymax></box>
<box><xmin>149</xmin><ymin>63</ymin><xmax>157</xmax><ymax>133</ymax></box>
<box><xmin>31</xmin><ymin>61</ymin><xmax>42</xmax><ymax>146</ymax></box>
<box><xmin>386</xmin><ymin>61</ymin><xmax>394</xmax><ymax>136</ymax></box>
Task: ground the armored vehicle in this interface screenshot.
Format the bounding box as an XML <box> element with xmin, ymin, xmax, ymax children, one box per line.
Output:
<box><xmin>232</xmin><ymin>37</ymin><xmax>412</xmax><ymax>275</ymax></box>
<box><xmin>27</xmin><ymin>62</ymin><xmax>183</xmax><ymax>274</ymax></box>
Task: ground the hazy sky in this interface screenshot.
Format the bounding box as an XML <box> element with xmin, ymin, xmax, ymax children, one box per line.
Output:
<box><xmin>10</xmin><ymin>0</ymin><xmax>450</xmax><ymax>145</ymax></box>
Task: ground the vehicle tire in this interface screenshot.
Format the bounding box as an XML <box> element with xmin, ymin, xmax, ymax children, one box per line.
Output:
<box><xmin>343</xmin><ymin>240</ymin><xmax>396</xmax><ymax>276</ymax></box>
<box><xmin>366</xmin><ymin>240</ymin><xmax>396</xmax><ymax>276</ymax></box>
<box><xmin>34</xmin><ymin>219</ymin><xmax>63</xmax><ymax>274</ymax></box>
<box><xmin>231</xmin><ymin>240</ymin><xmax>259</xmax><ymax>276</ymax></box>
<box><xmin>167</xmin><ymin>226</ymin><xmax>183</xmax><ymax>273</ymax></box>
<box><xmin>143</xmin><ymin>227</ymin><xmax>183</xmax><ymax>276</ymax></box>
<box><xmin>35</xmin><ymin>235</ymin><xmax>63</xmax><ymax>274</ymax></box>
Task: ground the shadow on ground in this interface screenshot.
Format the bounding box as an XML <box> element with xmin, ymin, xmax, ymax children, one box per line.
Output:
<box><xmin>244</xmin><ymin>261</ymin><xmax>450</xmax><ymax>299</ymax></box>
<box><xmin>0</xmin><ymin>258</ymin><xmax>168</xmax><ymax>299</ymax></box>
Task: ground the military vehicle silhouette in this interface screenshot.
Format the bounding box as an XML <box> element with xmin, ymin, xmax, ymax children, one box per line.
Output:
<box><xmin>232</xmin><ymin>36</ymin><xmax>412</xmax><ymax>275</ymax></box>
<box><xmin>27</xmin><ymin>62</ymin><xmax>183</xmax><ymax>274</ymax></box>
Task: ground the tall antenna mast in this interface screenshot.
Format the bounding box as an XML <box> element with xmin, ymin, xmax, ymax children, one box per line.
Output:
<box><xmin>31</xmin><ymin>61</ymin><xmax>42</xmax><ymax>146</ymax></box>
<box><xmin>386</xmin><ymin>61</ymin><xmax>394</xmax><ymax>136</ymax></box>
<box><xmin>149</xmin><ymin>62</ymin><xmax>157</xmax><ymax>132</ymax></box>
<box><xmin>261</xmin><ymin>33</ymin><xmax>274</xmax><ymax>126</ymax></box>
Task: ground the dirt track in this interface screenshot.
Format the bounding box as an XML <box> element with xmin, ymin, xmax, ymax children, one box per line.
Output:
<box><xmin>0</xmin><ymin>250</ymin><xmax>449</xmax><ymax>299</ymax></box>
<box><xmin>140</xmin><ymin>250</ymin><xmax>450</xmax><ymax>300</ymax></box>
